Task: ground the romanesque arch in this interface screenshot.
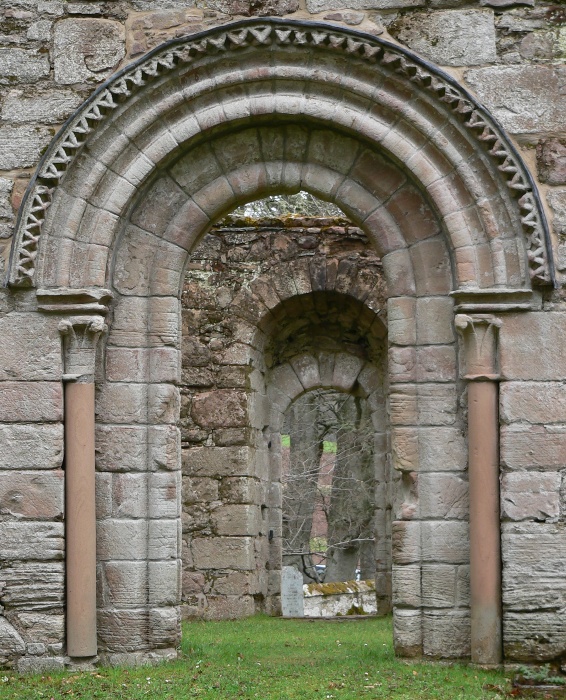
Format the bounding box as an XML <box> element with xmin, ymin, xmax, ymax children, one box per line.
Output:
<box><xmin>4</xmin><ymin>19</ymin><xmax>553</xmax><ymax>667</ymax></box>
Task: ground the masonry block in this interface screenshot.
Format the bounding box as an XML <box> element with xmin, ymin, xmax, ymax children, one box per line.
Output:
<box><xmin>465</xmin><ymin>66</ymin><xmax>566</xmax><ymax>134</ymax></box>
<box><xmin>393</xmin><ymin>609</ymin><xmax>422</xmax><ymax>658</ymax></box>
<box><xmin>423</xmin><ymin>610</ymin><xmax>470</xmax><ymax>658</ymax></box>
<box><xmin>54</xmin><ymin>19</ymin><xmax>125</xmax><ymax>84</ymax></box>
<box><xmin>418</xmin><ymin>473</ymin><xmax>468</xmax><ymax>519</ymax></box>
<box><xmin>0</xmin><ymin>382</ymin><xmax>63</xmax><ymax>423</ymax></box>
<box><xmin>391</xmin><ymin>9</ymin><xmax>496</xmax><ymax>67</ymax></box>
<box><xmin>191</xmin><ymin>536</ymin><xmax>255</xmax><ymax>570</ymax></box>
<box><xmin>183</xmin><ymin>446</ymin><xmax>252</xmax><ymax>478</ymax></box>
<box><xmin>0</xmin><ymin>423</ymin><xmax>63</xmax><ymax>470</ymax></box>
<box><xmin>0</xmin><ymin>471</ymin><xmax>64</xmax><ymax>520</ymax></box>
<box><xmin>501</xmin><ymin>471</ymin><xmax>561</xmax><ymax>521</ymax></box>
<box><xmin>0</xmin><ymin>523</ymin><xmax>64</xmax><ymax>561</ymax></box>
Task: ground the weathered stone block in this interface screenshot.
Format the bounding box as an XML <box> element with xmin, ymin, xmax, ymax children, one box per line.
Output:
<box><xmin>149</xmin><ymin>560</ymin><xmax>180</xmax><ymax>605</ymax></box>
<box><xmin>411</xmin><ymin>384</ymin><xmax>459</xmax><ymax>426</ymax></box>
<box><xmin>111</xmin><ymin>473</ymin><xmax>148</xmax><ymax>519</ymax></box>
<box><xmin>97</xmin><ymin>609</ymin><xmax>151</xmax><ymax>652</ymax></box>
<box><xmin>421</xmin><ymin>521</ymin><xmax>469</xmax><ymax>564</ymax></box>
<box><xmin>96</xmin><ymin>383</ymin><xmax>147</xmax><ymax>424</ymax></box>
<box><xmin>182</xmin><ymin>476</ymin><xmax>218</xmax><ymax>505</ymax></box>
<box><xmin>0</xmin><ymin>423</ymin><xmax>63</xmax><ymax>470</ymax></box>
<box><xmin>210</xmin><ymin>571</ymin><xmax>261</xmax><ymax>596</ymax></box>
<box><xmin>100</xmin><ymin>561</ymin><xmax>148</xmax><ymax>606</ymax></box>
<box><xmin>149</xmin><ymin>425</ymin><xmax>181</xmax><ymax>471</ymax></box>
<box><xmin>0</xmin><ymin>523</ymin><xmax>64</xmax><ymax>561</ymax></box>
<box><xmin>501</xmin><ymin>471</ymin><xmax>560</xmax><ymax>522</ymax></box>
<box><xmin>537</xmin><ymin>139</ymin><xmax>566</xmax><ymax>186</ymax></box>
<box><xmin>212</xmin><ymin>505</ymin><xmax>261</xmax><ymax>537</ymax></box>
<box><xmin>388</xmin><ymin>297</ymin><xmax>416</xmax><ymax>346</ymax></box>
<box><xmin>149</xmin><ymin>519</ymin><xmax>179</xmax><ymax>560</ymax></box>
<box><xmin>269</xmin><ymin>363</ymin><xmax>303</xmax><ymax>400</ymax></box>
<box><xmin>0</xmin><ymin>48</ymin><xmax>49</xmax><ymax>83</ymax></box>
<box><xmin>418</xmin><ymin>427</ymin><xmax>467</xmax><ymax>472</ymax></box>
<box><xmin>505</xmin><ymin>610</ymin><xmax>566</xmax><ymax>663</ymax></box>
<box><xmin>183</xmin><ymin>446</ymin><xmax>252</xmax><ymax>478</ymax></box>
<box><xmin>97</xmin><ymin>519</ymin><xmax>147</xmax><ymax>561</ymax></box>
<box><xmin>0</xmin><ymin>563</ymin><xmax>64</xmax><ymax>609</ymax></box>
<box><xmin>16</xmin><ymin>656</ymin><xmax>65</xmax><ymax>673</ymax></box>
<box><xmin>0</xmin><ymin>619</ymin><xmax>25</xmax><ymax>659</ymax></box>
<box><xmin>149</xmin><ymin>472</ymin><xmax>180</xmax><ymax>519</ymax></box>
<box><xmin>0</xmin><ymin>314</ymin><xmax>62</xmax><ymax>381</ymax></box>
<box><xmin>416</xmin><ymin>345</ymin><xmax>456</xmax><ymax>383</ymax></box>
<box><xmin>392</xmin><ymin>521</ymin><xmax>421</xmax><ymax>564</ymax></box>
<box><xmin>418</xmin><ymin>473</ymin><xmax>468</xmax><ymax>519</ymax></box>
<box><xmin>0</xmin><ymin>126</ymin><xmax>54</xmax><ymax>171</ymax></box>
<box><xmin>423</xmin><ymin>610</ymin><xmax>470</xmax><ymax>658</ymax></box>
<box><xmin>0</xmin><ymin>177</ymin><xmax>14</xmax><ymax>219</ymax></box>
<box><xmin>465</xmin><ymin>66</ymin><xmax>566</xmax><ymax>133</ymax></box>
<box><xmin>13</xmin><ymin>612</ymin><xmax>64</xmax><ymax>644</ymax></box>
<box><xmin>308</xmin><ymin>0</ymin><xmax>424</xmax><ymax>12</ymax></box>
<box><xmin>218</xmin><ymin>476</ymin><xmax>261</xmax><ymax>504</ymax></box>
<box><xmin>96</xmin><ymin>425</ymin><xmax>147</xmax><ymax>472</ymax></box>
<box><xmin>0</xmin><ymin>471</ymin><xmax>63</xmax><ymax>519</ymax></box>
<box><xmin>148</xmin><ymin>606</ymin><xmax>180</xmax><ymax>648</ymax></box>
<box><xmin>501</xmin><ymin>424</ymin><xmax>566</xmax><ymax>470</ymax></box>
<box><xmin>126</xmin><ymin>9</ymin><xmax>204</xmax><ymax>57</ymax></box>
<box><xmin>191</xmin><ymin>536</ymin><xmax>255</xmax><ymax>570</ymax></box>
<box><xmin>500</xmin><ymin>313</ymin><xmax>566</xmax><ymax>380</ymax></box>
<box><xmin>416</xmin><ymin>297</ymin><xmax>455</xmax><ymax>345</ymax></box>
<box><xmin>392</xmin><ymin>564</ymin><xmax>421</xmax><ymax>607</ymax></box>
<box><xmin>1</xmin><ymin>89</ymin><xmax>83</xmax><ymax>125</ymax></box>
<box><xmin>391</xmin><ymin>9</ymin><xmax>496</xmax><ymax>67</ymax></box>
<box><xmin>547</xmin><ymin>189</ymin><xmax>566</xmax><ymax>244</ymax></box>
<box><xmin>201</xmin><ymin>594</ymin><xmax>257</xmax><ymax>620</ymax></box>
<box><xmin>421</xmin><ymin>564</ymin><xmax>457</xmax><ymax>608</ymax></box>
<box><xmin>502</xmin><ymin>522</ymin><xmax>566</xmax><ymax>613</ymax></box>
<box><xmin>54</xmin><ymin>19</ymin><xmax>125</xmax><ymax>84</ymax></box>
<box><xmin>290</xmin><ymin>353</ymin><xmax>320</xmax><ymax>390</ymax></box>
<box><xmin>393</xmin><ymin>608</ymin><xmax>422</xmax><ymax>658</ymax></box>
<box><xmin>191</xmin><ymin>389</ymin><xmax>247</xmax><ymax>429</ymax></box>
<box><xmin>332</xmin><ymin>352</ymin><xmax>364</xmax><ymax>390</ymax></box>
<box><xmin>500</xmin><ymin>381</ymin><xmax>566</xmax><ymax>425</ymax></box>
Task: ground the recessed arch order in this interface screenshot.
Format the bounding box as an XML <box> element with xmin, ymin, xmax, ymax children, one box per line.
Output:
<box><xmin>8</xmin><ymin>18</ymin><xmax>553</xmax><ymax>291</ymax></box>
<box><xmin>5</xmin><ymin>19</ymin><xmax>555</xmax><ymax>665</ymax></box>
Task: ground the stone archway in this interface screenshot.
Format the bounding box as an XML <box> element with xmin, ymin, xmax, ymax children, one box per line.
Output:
<box><xmin>6</xmin><ymin>18</ymin><xmax>551</xmax><ymax>666</ymax></box>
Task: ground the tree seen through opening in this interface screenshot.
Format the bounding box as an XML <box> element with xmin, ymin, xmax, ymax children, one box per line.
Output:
<box><xmin>281</xmin><ymin>390</ymin><xmax>376</xmax><ymax>586</ymax></box>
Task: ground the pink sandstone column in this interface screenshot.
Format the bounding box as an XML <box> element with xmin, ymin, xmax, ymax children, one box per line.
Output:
<box><xmin>455</xmin><ymin>314</ymin><xmax>502</xmax><ymax>665</ymax></box>
<box><xmin>59</xmin><ymin>316</ymin><xmax>107</xmax><ymax>658</ymax></box>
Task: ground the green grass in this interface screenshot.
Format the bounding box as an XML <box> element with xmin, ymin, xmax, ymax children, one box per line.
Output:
<box><xmin>1</xmin><ymin>615</ymin><xmax>515</xmax><ymax>699</ymax></box>
<box><xmin>280</xmin><ymin>435</ymin><xmax>337</xmax><ymax>453</ymax></box>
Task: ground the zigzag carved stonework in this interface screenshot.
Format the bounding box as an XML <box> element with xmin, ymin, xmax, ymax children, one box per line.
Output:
<box><xmin>8</xmin><ymin>19</ymin><xmax>553</xmax><ymax>288</ymax></box>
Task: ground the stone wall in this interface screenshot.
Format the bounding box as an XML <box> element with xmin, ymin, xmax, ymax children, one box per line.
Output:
<box><xmin>0</xmin><ymin>0</ymin><xmax>565</xmax><ymax>672</ymax></box>
<box><xmin>179</xmin><ymin>216</ymin><xmax>389</xmax><ymax>620</ymax></box>
<box><xmin>2</xmin><ymin>2</ymin><xmax>566</xmax><ymax>282</ymax></box>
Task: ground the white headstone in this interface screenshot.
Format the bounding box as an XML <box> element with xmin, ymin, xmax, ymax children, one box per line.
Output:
<box><xmin>281</xmin><ymin>566</ymin><xmax>305</xmax><ymax>617</ymax></box>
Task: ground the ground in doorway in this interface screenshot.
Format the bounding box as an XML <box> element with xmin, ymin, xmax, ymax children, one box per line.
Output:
<box><xmin>0</xmin><ymin>616</ymin><xmax>524</xmax><ymax>699</ymax></box>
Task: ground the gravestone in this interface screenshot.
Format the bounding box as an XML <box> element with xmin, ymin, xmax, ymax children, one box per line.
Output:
<box><xmin>281</xmin><ymin>566</ymin><xmax>305</xmax><ymax>617</ymax></box>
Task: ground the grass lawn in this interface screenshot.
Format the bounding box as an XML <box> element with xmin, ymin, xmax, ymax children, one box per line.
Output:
<box><xmin>0</xmin><ymin>615</ymin><xmax>520</xmax><ymax>699</ymax></box>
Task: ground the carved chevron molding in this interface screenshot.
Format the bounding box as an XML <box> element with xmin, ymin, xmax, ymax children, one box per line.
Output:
<box><xmin>8</xmin><ymin>19</ymin><xmax>553</xmax><ymax>287</ymax></box>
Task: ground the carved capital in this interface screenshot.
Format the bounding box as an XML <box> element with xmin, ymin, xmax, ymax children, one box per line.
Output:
<box><xmin>59</xmin><ymin>316</ymin><xmax>107</xmax><ymax>382</ymax></box>
<box><xmin>455</xmin><ymin>314</ymin><xmax>502</xmax><ymax>381</ymax></box>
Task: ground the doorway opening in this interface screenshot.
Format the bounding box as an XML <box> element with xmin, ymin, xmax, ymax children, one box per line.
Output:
<box><xmin>179</xmin><ymin>193</ymin><xmax>390</xmax><ymax>621</ymax></box>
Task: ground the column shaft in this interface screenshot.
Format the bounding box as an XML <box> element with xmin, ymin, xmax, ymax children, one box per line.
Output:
<box><xmin>468</xmin><ymin>380</ymin><xmax>502</xmax><ymax>665</ymax></box>
<box><xmin>65</xmin><ymin>381</ymin><xmax>97</xmax><ymax>657</ymax></box>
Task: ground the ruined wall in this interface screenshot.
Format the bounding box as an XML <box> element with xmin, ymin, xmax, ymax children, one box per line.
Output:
<box><xmin>179</xmin><ymin>216</ymin><xmax>388</xmax><ymax>619</ymax></box>
<box><xmin>0</xmin><ymin>0</ymin><xmax>565</xmax><ymax>671</ymax></box>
